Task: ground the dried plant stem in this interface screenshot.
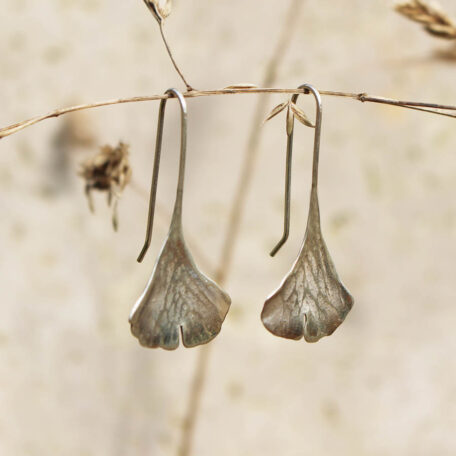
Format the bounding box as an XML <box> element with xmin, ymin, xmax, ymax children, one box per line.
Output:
<box><xmin>159</xmin><ymin>22</ymin><xmax>194</xmax><ymax>91</ymax></box>
<box><xmin>1</xmin><ymin>89</ymin><xmax>456</xmax><ymax>141</ymax></box>
<box><xmin>178</xmin><ymin>344</ymin><xmax>212</xmax><ymax>456</ymax></box>
<box><xmin>177</xmin><ymin>1</ymin><xmax>304</xmax><ymax>455</ymax></box>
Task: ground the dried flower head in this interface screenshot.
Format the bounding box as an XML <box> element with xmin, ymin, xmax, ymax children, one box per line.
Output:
<box><xmin>143</xmin><ymin>0</ymin><xmax>172</xmax><ymax>24</ymax></box>
<box><xmin>79</xmin><ymin>141</ymin><xmax>132</xmax><ymax>230</ymax></box>
<box><xmin>396</xmin><ymin>0</ymin><xmax>456</xmax><ymax>39</ymax></box>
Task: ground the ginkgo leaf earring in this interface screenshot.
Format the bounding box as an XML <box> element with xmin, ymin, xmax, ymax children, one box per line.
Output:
<box><xmin>262</xmin><ymin>84</ymin><xmax>354</xmax><ymax>343</ymax></box>
<box><xmin>129</xmin><ymin>88</ymin><xmax>231</xmax><ymax>350</ymax></box>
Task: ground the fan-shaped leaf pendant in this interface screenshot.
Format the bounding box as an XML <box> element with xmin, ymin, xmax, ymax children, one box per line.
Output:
<box><xmin>262</xmin><ymin>188</ymin><xmax>353</xmax><ymax>342</ymax></box>
<box><xmin>130</xmin><ymin>222</ymin><xmax>231</xmax><ymax>350</ymax></box>
<box><xmin>130</xmin><ymin>88</ymin><xmax>231</xmax><ymax>350</ymax></box>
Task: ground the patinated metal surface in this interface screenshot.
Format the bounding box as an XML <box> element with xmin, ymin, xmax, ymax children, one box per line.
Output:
<box><xmin>262</xmin><ymin>84</ymin><xmax>353</xmax><ymax>342</ymax></box>
<box><xmin>130</xmin><ymin>89</ymin><xmax>231</xmax><ymax>350</ymax></box>
<box><xmin>130</xmin><ymin>215</ymin><xmax>231</xmax><ymax>349</ymax></box>
<box><xmin>262</xmin><ymin>187</ymin><xmax>353</xmax><ymax>342</ymax></box>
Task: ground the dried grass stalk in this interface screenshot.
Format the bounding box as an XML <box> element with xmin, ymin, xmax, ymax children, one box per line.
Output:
<box><xmin>396</xmin><ymin>0</ymin><xmax>456</xmax><ymax>39</ymax></box>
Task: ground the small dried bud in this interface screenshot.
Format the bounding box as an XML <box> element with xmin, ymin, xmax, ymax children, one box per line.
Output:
<box><xmin>263</xmin><ymin>101</ymin><xmax>288</xmax><ymax>124</ymax></box>
<box><xmin>264</xmin><ymin>99</ymin><xmax>314</xmax><ymax>133</ymax></box>
<box><xmin>224</xmin><ymin>83</ymin><xmax>259</xmax><ymax>89</ymax></box>
<box><xmin>79</xmin><ymin>141</ymin><xmax>132</xmax><ymax>230</ymax></box>
<box><xmin>290</xmin><ymin>102</ymin><xmax>315</xmax><ymax>128</ymax></box>
<box><xmin>143</xmin><ymin>0</ymin><xmax>172</xmax><ymax>24</ymax></box>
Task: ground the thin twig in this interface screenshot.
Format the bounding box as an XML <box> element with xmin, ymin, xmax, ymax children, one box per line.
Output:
<box><xmin>177</xmin><ymin>0</ymin><xmax>304</xmax><ymax>455</ymax></box>
<box><xmin>159</xmin><ymin>22</ymin><xmax>194</xmax><ymax>91</ymax></box>
<box><xmin>178</xmin><ymin>344</ymin><xmax>212</xmax><ymax>456</ymax></box>
<box><xmin>1</xmin><ymin>88</ymin><xmax>456</xmax><ymax>141</ymax></box>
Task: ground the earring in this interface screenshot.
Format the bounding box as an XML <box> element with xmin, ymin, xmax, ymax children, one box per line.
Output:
<box><xmin>261</xmin><ymin>84</ymin><xmax>354</xmax><ymax>343</ymax></box>
<box><xmin>129</xmin><ymin>88</ymin><xmax>231</xmax><ymax>350</ymax></box>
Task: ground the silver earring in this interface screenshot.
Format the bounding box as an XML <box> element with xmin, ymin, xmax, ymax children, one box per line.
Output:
<box><xmin>262</xmin><ymin>84</ymin><xmax>354</xmax><ymax>343</ymax></box>
<box><xmin>130</xmin><ymin>88</ymin><xmax>231</xmax><ymax>350</ymax></box>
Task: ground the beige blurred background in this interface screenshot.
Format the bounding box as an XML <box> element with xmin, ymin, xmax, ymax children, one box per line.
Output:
<box><xmin>1</xmin><ymin>0</ymin><xmax>456</xmax><ymax>455</ymax></box>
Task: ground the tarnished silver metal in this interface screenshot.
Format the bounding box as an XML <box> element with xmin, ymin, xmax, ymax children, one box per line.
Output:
<box><xmin>130</xmin><ymin>88</ymin><xmax>231</xmax><ymax>350</ymax></box>
<box><xmin>269</xmin><ymin>131</ymin><xmax>294</xmax><ymax>257</ymax></box>
<box><xmin>262</xmin><ymin>84</ymin><xmax>354</xmax><ymax>343</ymax></box>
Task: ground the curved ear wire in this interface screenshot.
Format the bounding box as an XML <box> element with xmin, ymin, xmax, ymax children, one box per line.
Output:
<box><xmin>270</xmin><ymin>84</ymin><xmax>322</xmax><ymax>257</ymax></box>
<box><xmin>137</xmin><ymin>88</ymin><xmax>187</xmax><ymax>263</ymax></box>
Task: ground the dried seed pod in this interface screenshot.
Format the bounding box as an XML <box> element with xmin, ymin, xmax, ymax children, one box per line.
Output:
<box><xmin>426</xmin><ymin>23</ymin><xmax>456</xmax><ymax>39</ymax></box>
<box><xmin>264</xmin><ymin>101</ymin><xmax>288</xmax><ymax>123</ymax></box>
<box><xmin>224</xmin><ymin>83</ymin><xmax>259</xmax><ymax>89</ymax></box>
<box><xmin>264</xmin><ymin>99</ymin><xmax>314</xmax><ymax>130</ymax></box>
<box><xmin>290</xmin><ymin>102</ymin><xmax>315</xmax><ymax>128</ymax></box>
<box><xmin>143</xmin><ymin>0</ymin><xmax>172</xmax><ymax>24</ymax></box>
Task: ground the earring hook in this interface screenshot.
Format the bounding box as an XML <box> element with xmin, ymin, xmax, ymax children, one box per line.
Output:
<box><xmin>137</xmin><ymin>88</ymin><xmax>188</xmax><ymax>263</ymax></box>
<box><xmin>270</xmin><ymin>83</ymin><xmax>323</xmax><ymax>257</ymax></box>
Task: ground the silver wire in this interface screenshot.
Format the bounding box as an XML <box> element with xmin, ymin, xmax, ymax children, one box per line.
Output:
<box><xmin>137</xmin><ymin>88</ymin><xmax>188</xmax><ymax>263</ymax></box>
<box><xmin>270</xmin><ymin>83</ymin><xmax>323</xmax><ymax>257</ymax></box>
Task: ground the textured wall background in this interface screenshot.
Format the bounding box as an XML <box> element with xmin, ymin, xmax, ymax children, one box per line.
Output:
<box><xmin>1</xmin><ymin>1</ymin><xmax>456</xmax><ymax>455</ymax></box>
